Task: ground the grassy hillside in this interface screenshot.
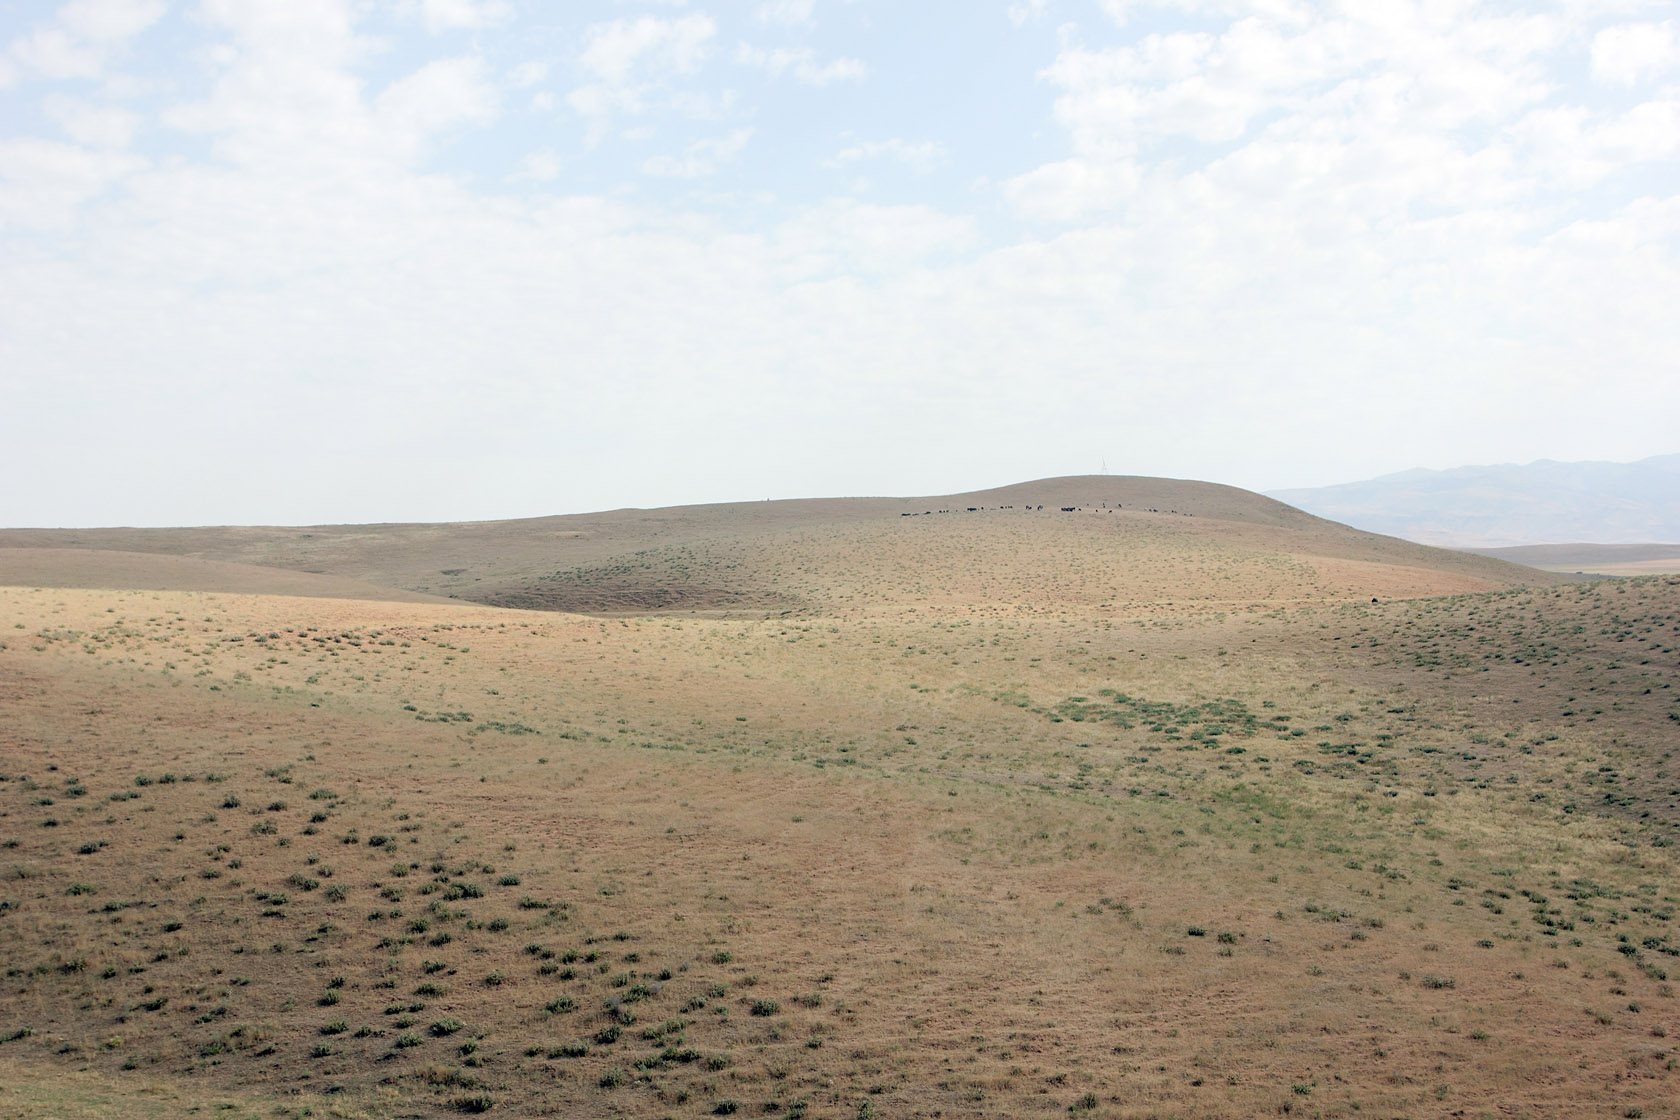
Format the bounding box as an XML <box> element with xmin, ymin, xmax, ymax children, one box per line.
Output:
<box><xmin>1</xmin><ymin>481</ymin><xmax>1671</xmax><ymax>1119</ymax></box>
<box><xmin>0</xmin><ymin>549</ymin><xmax>456</xmax><ymax>605</ymax></box>
<box><xmin>0</xmin><ymin>476</ymin><xmax>1553</xmax><ymax>614</ymax></box>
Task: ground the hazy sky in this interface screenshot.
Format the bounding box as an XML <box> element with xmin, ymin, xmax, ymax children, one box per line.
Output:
<box><xmin>3</xmin><ymin>0</ymin><xmax>1677</xmax><ymax>526</ymax></box>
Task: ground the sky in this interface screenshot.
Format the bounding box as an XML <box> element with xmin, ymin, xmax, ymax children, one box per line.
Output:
<box><xmin>2</xmin><ymin>0</ymin><xmax>1677</xmax><ymax>527</ymax></box>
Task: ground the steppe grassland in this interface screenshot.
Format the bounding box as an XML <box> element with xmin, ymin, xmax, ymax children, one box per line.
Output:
<box><xmin>501</xmin><ymin>507</ymin><xmax>1519</xmax><ymax>615</ymax></box>
<box><xmin>0</xmin><ymin>566</ymin><xmax>1677</xmax><ymax>1118</ymax></box>
<box><xmin>0</xmin><ymin>1054</ymin><xmax>341</xmax><ymax>1119</ymax></box>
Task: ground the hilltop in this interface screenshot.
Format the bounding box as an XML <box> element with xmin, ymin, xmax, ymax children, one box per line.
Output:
<box><xmin>0</xmin><ymin>475</ymin><xmax>1553</xmax><ymax>614</ymax></box>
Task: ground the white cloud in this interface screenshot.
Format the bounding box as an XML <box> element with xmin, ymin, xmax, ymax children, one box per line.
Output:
<box><xmin>736</xmin><ymin>43</ymin><xmax>865</xmax><ymax>85</ymax></box>
<box><xmin>9</xmin><ymin>28</ymin><xmax>105</xmax><ymax>82</ymax></box>
<box><xmin>1591</xmin><ymin>21</ymin><xmax>1679</xmax><ymax>86</ymax></box>
<box><xmin>567</xmin><ymin>13</ymin><xmax>718</xmax><ymax>135</ymax></box>
<box><xmin>755</xmin><ymin>0</ymin><xmax>815</xmax><ymax>26</ymax></box>
<box><xmin>416</xmin><ymin>0</ymin><xmax>513</xmax><ymax>34</ymax></box>
<box><xmin>1004</xmin><ymin>157</ymin><xmax>1140</xmax><ymax>220</ymax></box>
<box><xmin>1008</xmin><ymin>0</ymin><xmax>1053</xmax><ymax>28</ymax></box>
<box><xmin>666</xmin><ymin>87</ymin><xmax>739</xmax><ymax>120</ymax></box>
<box><xmin>1015</xmin><ymin>3</ymin><xmax>1583</xmax><ymax>231</ymax></box>
<box><xmin>827</xmin><ymin>137</ymin><xmax>948</xmax><ymax>175</ymax></box>
<box><xmin>510</xmin><ymin>60</ymin><xmax>548</xmax><ymax>87</ymax></box>
<box><xmin>160</xmin><ymin>3</ymin><xmax>499</xmax><ymax>174</ymax></box>
<box><xmin>4</xmin><ymin>0</ymin><xmax>165</xmax><ymax>83</ymax></box>
<box><xmin>509</xmin><ymin>149</ymin><xmax>562</xmax><ymax>182</ymax></box>
<box><xmin>579</xmin><ymin>14</ymin><xmax>715</xmax><ymax>85</ymax></box>
<box><xmin>161</xmin><ymin>1</ymin><xmax>383</xmax><ymax>172</ymax></box>
<box><xmin>0</xmin><ymin>136</ymin><xmax>141</xmax><ymax>229</ymax></box>
<box><xmin>1098</xmin><ymin>0</ymin><xmax>1318</xmax><ymax>28</ymax></box>
<box><xmin>1516</xmin><ymin>97</ymin><xmax>1680</xmax><ymax>186</ymax></box>
<box><xmin>376</xmin><ymin>56</ymin><xmax>500</xmax><ymax>156</ymax></box>
<box><xmin>772</xmin><ymin>199</ymin><xmax>978</xmax><ymax>277</ymax></box>
<box><xmin>1043</xmin><ymin>7</ymin><xmax>1563</xmax><ymax>160</ymax></box>
<box><xmin>58</xmin><ymin>0</ymin><xmax>167</xmax><ymax>43</ymax></box>
<box><xmin>642</xmin><ymin>127</ymin><xmax>753</xmax><ymax>177</ymax></box>
<box><xmin>43</xmin><ymin>93</ymin><xmax>140</xmax><ymax>147</ymax></box>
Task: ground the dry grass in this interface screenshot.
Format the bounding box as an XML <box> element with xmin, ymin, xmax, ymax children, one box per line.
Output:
<box><xmin>0</xmin><ymin>475</ymin><xmax>1549</xmax><ymax>615</ymax></box>
<box><xmin>0</xmin><ymin>1055</ymin><xmax>374</xmax><ymax>1120</ymax></box>
<box><xmin>0</xmin><ymin>548</ymin><xmax>453</xmax><ymax>603</ymax></box>
<box><xmin>0</xmin><ymin>487</ymin><xmax>1673</xmax><ymax>1118</ymax></box>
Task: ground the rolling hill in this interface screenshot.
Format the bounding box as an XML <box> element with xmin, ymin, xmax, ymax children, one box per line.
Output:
<box><xmin>0</xmin><ymin>475</ymin><xmax>1555</xmax><ymax>614</ymax></box>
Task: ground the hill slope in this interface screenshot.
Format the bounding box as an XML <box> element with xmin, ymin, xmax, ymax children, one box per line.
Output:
<box><xmin>0</xmin><ymin>476</ymin><xmax>1557</xmax><ymax>614</ymax></box>
<box><xmin>0</xmin><ymin>479</ymin><xmax>1670</xmax><ymax>1120</ymax></box>
<box><xmin>1268</xmin><ymin>453</ymin><xmax>1680</xmax><ymax>546</ymax></box>
<box><xmin>0</xmin><ymin>549</ymin><xmax>456</xmax><ymax>604</ymax></box>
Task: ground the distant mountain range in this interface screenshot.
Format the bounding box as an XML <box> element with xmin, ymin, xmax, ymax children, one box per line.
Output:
<box><xmin>1268</xmin><ymin>454</ymin><xmax>1680</xmax><ymax>547</ymax></box>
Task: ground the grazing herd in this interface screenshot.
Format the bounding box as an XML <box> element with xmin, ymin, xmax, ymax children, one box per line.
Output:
<box><xmin>900</xmin><ymin>502</ymin><xmax>1193</xmax><ymax>518</ymax></box>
